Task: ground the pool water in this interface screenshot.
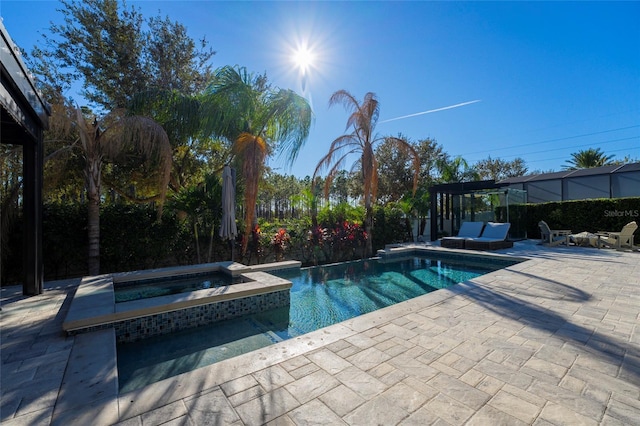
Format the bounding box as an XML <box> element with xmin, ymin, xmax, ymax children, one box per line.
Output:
<box><xmin>117</xmin><ymin>255</ymin><xmax>516</xmax><ymax>392</ymax></box>
<box><xmin>114</xmin><ymin>272</ymin><xmax>240</xmax><ymax>303</ymax></box>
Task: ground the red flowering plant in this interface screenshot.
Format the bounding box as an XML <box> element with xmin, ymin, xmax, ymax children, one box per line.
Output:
<box><xmin>308</xmin><ymin>225</ymin><xmax>329</xmax><ymax>246</ymax></box>
<box><xmin>271</xmin><ymin>228</ymin><xmax>291</xmax><ymax>261</ymax></box>
<box><xmin>332</xmin><ymin>221</ymin><xmax>368</xmax><ymax>260</ymax></box>
<box><xmin>306</xmin><ymin>225</ymin><xmax>331</xmax><ymax>264</ymax></box>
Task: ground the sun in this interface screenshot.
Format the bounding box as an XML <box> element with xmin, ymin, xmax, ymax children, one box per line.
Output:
<box><xmin>292</xmin><ymin>46</ymin><xmax>315</xmax><ymax>74</ymax></box>
<box><xmin>278</xmin><ymin>33</ymin><xmax>330</xmax><ymax>93</ymax></box>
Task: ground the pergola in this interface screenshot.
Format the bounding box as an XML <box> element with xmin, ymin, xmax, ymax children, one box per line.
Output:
<box><xmin>429</xmin><ymin>180</ymin><xmax>505</xmax><ymax>241</ymax></box>
<box><xmin>1</xmin><ymin>21</ymin><xmax>50</xmax><ymax>295</ymax></box>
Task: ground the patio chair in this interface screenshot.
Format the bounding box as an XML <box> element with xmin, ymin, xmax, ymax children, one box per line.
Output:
<box><xmin>597</xmin><ymin>221</ymin><xmax>638</xmax><ymax>251</ymax></box>
<box><xmin>538</xmin><ymin>220</ymin><xmax>571</xmax><ymax>247</ymax></box>
<box><xmin>464</xmin><ymin>222</ymin><xmax>513</xmax><ymax>250</ymax></box>
<box><xmin>440</xmin><ymin>221</ymin><xmax>484</xmax><ymax>248</ymax></box>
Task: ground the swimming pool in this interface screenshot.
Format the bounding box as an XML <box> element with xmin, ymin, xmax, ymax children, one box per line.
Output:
<box><xmin>117</xmin><ymin>254</ymin><xmax>519</xmax><ymax>392</ymax></box>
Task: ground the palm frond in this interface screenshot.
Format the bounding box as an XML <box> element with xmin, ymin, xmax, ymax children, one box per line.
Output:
<box><xmin>100</xmin><ymin>112</ymin><xmax>173</xmax><ymax>207</ymax></box>
<box><xmin>129</xmin><ymin>89</ymin><xmax>202</xmax><ymax>142</ymax></box>
<box><xmin>201</xmin><ymin>66</ymin><xmax>258</xmax><ymax>140</ymax></box>
<box><xmin>313</xmin><ymin>140</ymin><xmax>360</xmax><ymax>177</ymax></box>
<box><xmin>267</xmin><ymin>89</ymin><xmax>313</xmax><ymax>164</ymax></box>
<box><xmin>315</xmin><ymin>148</ymin><xmax>359</xmax><ymax>197</ymax></box>
<box><xmin>329</xmin><ymin>90</ymin><xmax>359</xmax><ymax>114</ymax></box>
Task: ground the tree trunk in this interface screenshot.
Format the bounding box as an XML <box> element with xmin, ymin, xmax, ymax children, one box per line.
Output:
<box><xmin>207</xmin><ymin>223</ymin><xmax>215</xmax><ymax>263</ymax></box>
<box><xmin>86</xmin><ymin>158</ymin><xmax>101</xmax><ymax>276</ymax></box>
<box><xmin>194</xmin><ymin>222</ymin><xmax>201</xmax><ymax>263</ymax></box>
<box><xmin>364</xmin><ymin>199</ymin><xmax>373</xmax><ymax>258</ymax></box>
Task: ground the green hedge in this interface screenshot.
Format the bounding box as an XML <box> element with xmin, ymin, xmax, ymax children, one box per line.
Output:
<box><xmin>526</xmin><ymin>197</ymin><xmax>640</xmax><ymax>242</ymax></box>
<box><xmin>1</xmin><ymin>202</ymin><xmax>413</xmax><ymax>284</ymax></box>
<box><xmin>4</xmin><ymin>197</ymin><xmax>636</xmax><ymax>285</ymax></box>
<box><xmin>2</xmin><ymin>203</ymin><xmax>200</xmax><ymax>285</ymax></box>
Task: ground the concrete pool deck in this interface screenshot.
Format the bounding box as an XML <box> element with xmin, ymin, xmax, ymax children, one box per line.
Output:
<box><xmin>1</xmin><ymin>241</ymin><xmax>639</xmax><ymax>425</ymax></box>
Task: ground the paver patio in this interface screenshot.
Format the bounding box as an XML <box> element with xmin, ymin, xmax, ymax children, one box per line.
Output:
<box><xmin>1</xmin><ymin>241</ymin><xmax>639</xmax><ymax>425</ymax></box>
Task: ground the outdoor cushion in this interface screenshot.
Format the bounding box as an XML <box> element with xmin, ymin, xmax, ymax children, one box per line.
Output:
<box><xmin>455</xmin><ymin>221</ymin><xmax>484</xmax><ymax>238</ymax></box>
<box><xmin>464</xmin><ymin>222</ymin><xmax>513</xmax><ymax>250</ymax></box>
<box><xmin>440</xmin><ymin>221</ymin><xmax>484</xmax><ymax>248</ymax></box>
<box><xmin>473</xmin><ymin>222</ymin><xmax>510</xmax><ymax>241</ymax></box>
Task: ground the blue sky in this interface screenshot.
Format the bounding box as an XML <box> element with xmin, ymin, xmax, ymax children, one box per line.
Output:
<box><xmin>2</xmin><ymin>1</ymin><xmax>639</xmax><ymax>179</ymax></box>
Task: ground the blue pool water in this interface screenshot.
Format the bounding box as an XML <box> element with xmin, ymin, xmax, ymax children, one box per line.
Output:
<box><xmin>114</xmin><ymin>272</ymin><xmax>240</xmax><ymax>303</ymax></box>
<box><xmin>117</xmin><ymin>255</ymin><xmax>517</xmax><ymax>392</ymax></box>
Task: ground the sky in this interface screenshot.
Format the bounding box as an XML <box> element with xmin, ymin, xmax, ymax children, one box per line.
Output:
<box><xmin>2</xmin><ymin>1</ymin><xmax>639</xmax><ymax>179</ymax></box>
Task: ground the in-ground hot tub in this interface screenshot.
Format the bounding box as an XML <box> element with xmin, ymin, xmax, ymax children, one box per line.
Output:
<box><xmin>63</xmin><ymin>261</ymin><xmax>299</xmax><ymax>342</ymax></box>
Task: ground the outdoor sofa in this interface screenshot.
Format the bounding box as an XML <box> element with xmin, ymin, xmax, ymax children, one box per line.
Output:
<box><xmin>440</xmin><ymin>221</ymin><xmax>484</xmax><ymax>249</ymax></box>
<box><xmin>464</xmin><ymin>222</ymin><xmax>513</xmax><ymax>250</ymax></box>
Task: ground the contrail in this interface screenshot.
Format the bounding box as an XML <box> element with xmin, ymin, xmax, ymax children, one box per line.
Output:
<box><xmin>379</xmin><ymin>99</ymin><xmax>481</xmax><ymax>123</ymax></box>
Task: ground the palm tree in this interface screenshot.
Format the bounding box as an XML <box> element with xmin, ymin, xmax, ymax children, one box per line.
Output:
<box><xmin>436</xmin><ymin>156</ymin><xmax>479</xmax><ymax>183</ymax></box>
<box><xmin>50</xmin><ymin>104</ymin><xmax>172</xmax><ymax>275</ymax></box>
<box><xmin>128</xmin><ymin>88</ymin><xmax>219</xmax><ymax>192</ymax></box>
<box><xmin>201</xmin><ymin>66</ymin><xmax>313</xmax><ymax>254</ymax></box>
<box><xmin>564</xmin><ymin>148</ymin><xmax>615</xmax><ymax>170</ymax></box>
<box><xmin>314</xmin><ymin>90</ymin><xmax>420</xmax><ymax>257</ymax></box>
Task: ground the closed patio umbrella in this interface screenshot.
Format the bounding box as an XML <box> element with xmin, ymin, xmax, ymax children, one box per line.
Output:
<box><xmin>220</xmin><ymin>165</ymin><xmax>237</xmax><ymax>260</ymax></box>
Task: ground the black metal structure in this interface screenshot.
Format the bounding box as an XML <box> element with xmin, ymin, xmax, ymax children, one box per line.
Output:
<box><xmin>1</xmin><ymin>21</ymin><xmax>50</xmax><ymax>295</ymax></box>
<box><xmin>429</xmin><ymin>180</ymin><xmax>508</xmax><ymax>242</ymax></box>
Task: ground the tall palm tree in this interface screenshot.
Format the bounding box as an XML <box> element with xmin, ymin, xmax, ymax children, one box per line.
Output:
<box><xmin>564</xmin><ymin>148</ymin><xmax>615</xmax><ymax>170</ymax></box>
<box><xmin>201</xmin><ymin>66</ymin><xmax>313</xmax><ymax>254</ymax></box>
<box><xmin>314</xmin><ymin>90</ymin><xmax>420</xmax><ymax>257</ymax></box>
<box><xmin>50</xmin><ymin>104</ymin><xmax>172</xmax><ymax>274</ymax></box>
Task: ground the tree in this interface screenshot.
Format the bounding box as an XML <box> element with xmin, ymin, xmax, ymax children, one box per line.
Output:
<box><xmin>376</xmin><ymin>135</ymin><xmax>443</xmax><ymax>204</ymax></box>
<box><xmin>611</xmin><ymin>155</ymin><xmax>638</xmax><ymax>165</ymax></box>
<box><xmin>1</xmin><ymin>145</ymin><xmax>23</xmax><ymax>268</ymax></box>
<box><xmin>258</xmin><ymin>171</ymin><xmax>305</xmax><ymax>219</ymax></box>
<box><xmin>474</xmin><ymin>156</ymin><xmax>528</xmax><ymax>181</ymax></box>
<box><xmin>415</xmin><ymin>137</ymin><xmax>446</xmax><ymax>186</ymax></box>
<box><xmin>49</xmin><ymin>105</ymin><xmax>172</xmax><ymax>275</ymax></box>
<box><xmin>30</xmin><ymin>0</ymin><xmax>215</xmax><ymax>111</ymax></box>
<box><xmin>564</xmin><ymin>148</ymin><xmax>615</xmax><ymax>170</ymax></box>
<box><xmin>375</xmin><ymin>135</ymin><xmax>419</xmax><ymax>203</ymax></box>
<box><xmin>201</xmin><ymin>66</ymin><xmax>313</xmax><ymax>254</ymax></box>
<box><xmin>314</xmin><ymin>91</ymin><xmax>420</xmax><ymax>257</ymax></box>
<box><xmin>31</xmin><ymin>0</ymin><xmax>146</xmax><ymax>109</ymax></box>
<box><xmin>30</xmin><ymin>0</ymin><xmax>218</xmax><ymax>196</ymax></box>
<box><xmin>330</xmin><ymin>170</ymin><xmax>352</xmax><ymax>205</ymax></box>
<box><xmin>24</xmin><ymin>0</ymin><xmax>224</xmax><ymax>275</ymax></box>
<box><xmin>145</xmin><ymin>15</ymin><xmax>215</xmax><ymax>94</ymax></box>
<box><xmin>128</xmin><ymin>89</ymin><xmax>227</xmax><ymax>193</ymax></box>
<box><xmin>436</xmin><ymin>156</ymin><xmax>479</xmax><ymax>183</ymax></box>
<box><xmin>169</xmin><ymin>173</ymin><xmax>222</xmax><ymax>264</ymax></box>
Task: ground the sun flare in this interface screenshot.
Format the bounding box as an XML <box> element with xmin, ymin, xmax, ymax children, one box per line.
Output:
<box><xmin>292</xmin><ymin>46</ymin><xmax>314</xmax><ymax>74</ymax></box>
